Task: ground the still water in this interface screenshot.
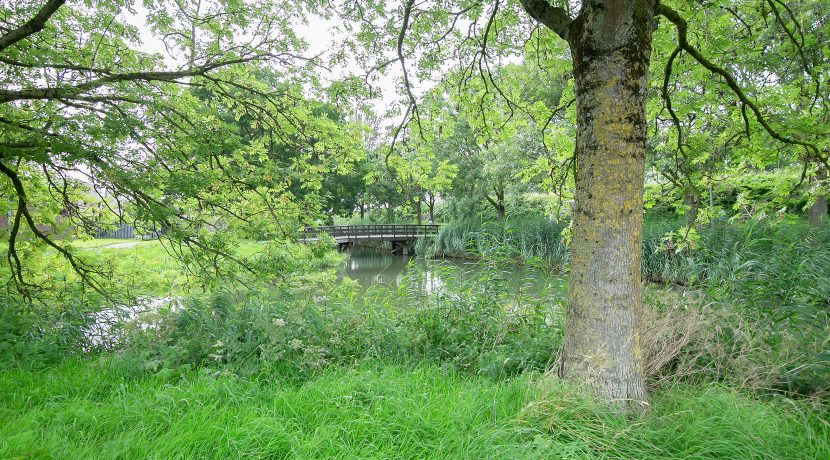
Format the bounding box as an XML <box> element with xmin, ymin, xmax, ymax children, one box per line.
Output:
<box><xmin>340</xmin><ymin>247</ymin><xmax>565</xmax><ymax>298</ymax></box>
<box><xmin>86</xmin><ymin>247</ymin><xmax>564</xmax><ymax>347</ymax></box>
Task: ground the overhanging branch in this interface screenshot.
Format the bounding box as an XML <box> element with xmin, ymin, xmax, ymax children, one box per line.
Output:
<box><xmin>519</xmin><ymin>0</ymin><xmax>571</xmax><ymax>42</ymax></box>
<box><xmin>0</xmin><ymin>0</ymin><xmax>66</xmax><ymax>52</ymax></box>
<box><xmin>0</xmin><ymin>158</ymin><xmax>108</xmax><ymax>297</ymax></box>
<box><xmin>0</xmin><ymin>56</ymin><xmax>269</xmax><ymax>104</ymax></box>
<box><xmin>657</xmin><ymin>4</ymin><xmax>822</xmax><ymax>165</ymax></box>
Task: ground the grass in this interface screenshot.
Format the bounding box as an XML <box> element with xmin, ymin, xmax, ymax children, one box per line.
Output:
<box><xmin>14</xmin><ymin>237</ymin><xmax>345</xmax><ymax>300</ymax></box>
<box><xmin>424</xmin><ymin>216</ymin><xmax>569</xmax><ymax>266</ymax></box>
<box><xmin>0</xmin><ymin>358</ymin><xmax>826</xmax><ymax>459</ymax></box>
<box><xmin>3</xmin><ymin>223</ymin><xmax>829</xmax><ymax>458</ymax></box>
<box><xmin>419</xmin><ymin>216</ymin><xmax>830</xmax><ymax>394</ymax></box>
<box><xmin>70</xmin><ymin>238</ymin><xmax>152</xmax><ymax>249</ymax></box>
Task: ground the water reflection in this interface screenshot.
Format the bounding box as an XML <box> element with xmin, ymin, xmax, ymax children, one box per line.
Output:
<box><xmin>340</xmin><ymin>247</ymin><xmax>564</xmax><ymax>298</ymax></box>
<box><xmin>85</xmin><ymin>297</ymin><xmax>179</xmax><ymax>350</ymax></box>
<box><xmin>342</xmin><ymin>248</ymin><xmax>418</xmax><ymax>286</ymax></box>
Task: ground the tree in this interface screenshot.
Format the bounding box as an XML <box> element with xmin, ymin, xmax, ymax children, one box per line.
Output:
<box><xmin>514</xmin><ymin>0</ymin><xmax>657</xmax><ymax>410</ymax></box>
<box><xmin>809</xmin><ymin>168</ymin><xmax>827</xmax><ymax>225</ymax></box>
<box><xmin>1</xmin><ymin>1</ymin><xmax>362</xmax><ymax>297</ymax></box>
<box><xmin>644</xmin><ymin>4</ymin><xmax>829</xmax><ymax>228</ymax></box>
<box><xmin>340</xmin><ymin>0</ymin><xmax>827</xmax><ymax>410</ymax></box>
<box><xmin>523</xmin><ymin>0</ymin><xmax>825</xmax><ymax>410</ymax></box>
<box><xmin>399</xmin><ymin>63</ymin><xmax>562</xmax><ymax>221</ymax></box>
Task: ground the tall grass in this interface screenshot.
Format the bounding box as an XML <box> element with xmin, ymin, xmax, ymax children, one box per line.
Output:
<box><xmin>1</xmin><ymin>358</ymin><xmax>826</xmax><ymax>459</ymax></box>
<box><xmin>424</xmin><ymin>216</ymin><xmax>569</xmax><ymax>266</ymax></box>
<box><xmin>425</xmin><ymin>216</ymin><xmax>830</xmax><ymax>395</ymax></box>
<box><xmin>429</xmin><ymin>216</ymin><xmax>830</xmax><ymax>328</ymax></box>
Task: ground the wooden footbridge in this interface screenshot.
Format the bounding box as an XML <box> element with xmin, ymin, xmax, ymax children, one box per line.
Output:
<box><xmin>301</xmin><ymin>224</ymin><xmax>440</xmax><ymax>254</ymax></box>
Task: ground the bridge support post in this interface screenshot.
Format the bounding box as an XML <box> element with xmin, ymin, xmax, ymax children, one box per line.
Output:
<box><xmin>391</xmin><ymin>241</ymin><xmax>413</xmax><ymax>256</ymax></box>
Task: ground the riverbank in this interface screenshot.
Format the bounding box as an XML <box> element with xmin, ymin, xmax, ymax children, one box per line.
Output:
<box><xmin>2</xmin><ymin>223</ymin><xmax>829</xmax><ymax>458</ymax></box>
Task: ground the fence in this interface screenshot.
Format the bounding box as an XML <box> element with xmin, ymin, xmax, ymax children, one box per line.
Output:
<box><xmin>95</xmin><ymin>224</ymin><xmax>135</xmax><ymax>239</ymax></box>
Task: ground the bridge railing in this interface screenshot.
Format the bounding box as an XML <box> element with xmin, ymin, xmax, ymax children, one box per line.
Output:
<box><xmin>302</xmin><ymin>224</ymin><xmax>440</xmax><ymax>240</ymax></box>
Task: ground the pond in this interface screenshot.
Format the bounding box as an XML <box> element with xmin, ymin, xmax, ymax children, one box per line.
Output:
<box><xmin>83</xmin><ymin>246</ymin><xmax>567</xmax><ymax>348</ymax></box>
<box><xmin>340</xmin><ymin>246</ymin><xmax>566</xmax><ymax>299</ymax></box>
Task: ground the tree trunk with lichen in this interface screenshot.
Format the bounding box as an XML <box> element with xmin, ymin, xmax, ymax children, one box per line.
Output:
<box><xmin>557</xmin><ymin>0</ymin><xmax>655</xmax><ymax>411</ymax></box>
<box><xmin>809</xmin><ymin>196</ymin><xmax>828</xmax><ymax>225</ymax></box>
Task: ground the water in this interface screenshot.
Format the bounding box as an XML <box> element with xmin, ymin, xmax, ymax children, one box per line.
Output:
<box><xmin>85</xmin><ymin>297</ymin><xmax>179</xmax><ymax>350</ymax></box>
<box><xmin>341</xmin><ymin>247</ymin><xmax>564</xmax><ymax>298</ymax></box>
<box><xmin>83</xmin><ymin>248</ymin><xmax>565</xmax><ymax>348</ymax></box>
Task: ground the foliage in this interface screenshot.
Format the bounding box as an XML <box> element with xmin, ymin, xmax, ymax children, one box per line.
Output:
<box><xmin>1</xmin><ymin>1</ymin><xmax>366</xmax><ymax>298</ymax></box>
<box><xmin>3</xmin><ymin>0</ymin><xmax>830</xmax><ymax>441</ymax></box>
<box><xmin>0</xmin><ymin>239</ymin><xmax>345</xmax><ymax>366</ymax></box>
<box><xmin>642</xmin><ymin>218</ymin><xmax>830</xmax><ymax>395</ymax></box>
<box><xmin>117</xmin><ymin>262</ymin><xmax>564</xmax><ymax>380</ymax></box>
<box><xmin>425</xmin><ymin>214</ymin><xmax>830</xmax><ymax>395</ymax></box>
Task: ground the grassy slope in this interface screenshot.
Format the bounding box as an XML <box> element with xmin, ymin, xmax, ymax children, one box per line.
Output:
<box><xmin>1</xmin><ymin>359</ymin><xmax>826</xmax><ymax>459</ymax></box>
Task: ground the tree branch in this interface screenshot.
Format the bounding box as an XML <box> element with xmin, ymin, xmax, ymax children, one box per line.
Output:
<box><xmin>518</xmin><ymin>0</ymin><xmax>571</xmax><ymax>42</ymax></box>
<box><xmin>0</xmin><ymin>158</ymin><xmax>108</xmax><ymax>297</ymax></box>
<box><xmin>657</xmin><ymin>4</ymin><xmax>822</xmax><ymax>163</ymax></box>
<box><xmin>396</xmin><ymin>0</ymin><xmax>424</xmax><ymax>140</ymax></box>
<box><xmin>0</xmin><ymin>57</ymin><xmax>268</xmax><ymax>104</ymax></box>
<box><xmin>661</xmin><ymin>46</ymin><xmax>687</xmax><ymax>158</ymax></box>
<box><xmin>0</xmin><ymin>0</ymin><xmax>65</xmax><ymax>52</ymax></box>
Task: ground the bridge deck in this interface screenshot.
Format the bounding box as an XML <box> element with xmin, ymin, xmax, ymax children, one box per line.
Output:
<box><xmin>301</xmin><ymin>224</ymin><xmax>439</xmax><ymax>243</ymax></box>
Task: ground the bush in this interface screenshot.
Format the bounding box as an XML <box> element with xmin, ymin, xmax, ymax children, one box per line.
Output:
<box><xmin>430</xmin><ymin>215</ymin><xmax>830</xmax><ymax>396</ymax></box>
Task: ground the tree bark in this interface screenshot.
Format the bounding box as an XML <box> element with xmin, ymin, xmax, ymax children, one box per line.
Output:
<box><xmin>809</xmin><ymin>168</ymin><xmax>827</xmax><ymax>226</ymax></box>
<box><xmin>427</xmin><ymin>192</ymin><xmax>436</xmax><ymax>223</ymax></box>
<box><xmin>484</xmin><ymin>189</ymin><xmax>506</xmax><ymax>219</ymax></box>
<box><xmin>684</xmin><ymin>189</ymin><xmax>699</xmax><ymax>225</ymax></box>
<box><xmin>809</xmin><ymin>197</ymin><xmax>827</xmax><ymax>226</ymax></box>
<box><xmin>0</xmin><ymin>0</ymin><xmax>65</xmax><ymax>52</ymax></box>
<box><xmin>496</xmin><ymin>188</ymin><xmax>505</xmax><ymax>219</ymax></box>
<box><xmin>559</xmin><ymin>0</ymin><xmax>656</xmax><ymax>411</ymax></box>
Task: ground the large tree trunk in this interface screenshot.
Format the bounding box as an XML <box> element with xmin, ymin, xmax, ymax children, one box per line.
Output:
<box><xmin>809</xmin><ymin>197</ymin><xmax>828</xmax><ymax>226</ymax></box>
<box><xmin>560</xmin><ymin>0</ymin><xmax>656</xmax><ymax>411</ymax></box>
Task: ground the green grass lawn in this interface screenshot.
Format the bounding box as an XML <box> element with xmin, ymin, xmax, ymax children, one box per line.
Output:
<box><xmin>53</xmin><ymin>238</ymin><xmax>341</xmax><ymax>298</ymax></box>
<box><xmin>1</xmin><ymin>359</ymin><xmax>826</xmax><ymax>459</ymax></box>
<box><xmin>4</xmin><ymin>231</ymin><xmax>827</xmax><ymax>459</ymax></box>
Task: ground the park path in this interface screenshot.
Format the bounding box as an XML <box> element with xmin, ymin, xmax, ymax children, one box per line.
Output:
<box><xmin>105</xmin><ymin>241</ymin><xmax>140</xmax><ymax>249</ymax></box>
